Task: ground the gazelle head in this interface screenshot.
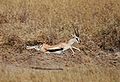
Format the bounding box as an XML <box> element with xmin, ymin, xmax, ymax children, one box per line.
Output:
<box><xmin>71</xmin><ymin>34</ymin><xmax>80</xmax><ymax>43</ymax></box>
<box><xmin>72</xmin><ymin>24</ymin><xmax>81</xmax><ymax>43</ymax></box>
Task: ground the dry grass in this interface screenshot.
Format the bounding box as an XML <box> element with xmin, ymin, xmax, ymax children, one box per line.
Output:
<box><xmin>0</xmin><ymin>63</ymin><xmax>120</xmax><ymax>82</ymax></box>
<box><xmin>0</xmin><ymin>0</ymin><xmax>120</xmax><ymax>82</ymax></box>
<box><xmin>0</xmin><ymin>0</ymin><xmax>120</xmax><ymax>46</ymax></box>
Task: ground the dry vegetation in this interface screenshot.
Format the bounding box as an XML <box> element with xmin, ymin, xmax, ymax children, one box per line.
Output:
<box><xmin>0</xmin><ymin>0</ymin><xmax>120</xmax><ymax>82</ymax></box>
<box><xmin>0</xmin><ymin>63</ymin><xmax>120</xmax><ymax>82</ymax></box>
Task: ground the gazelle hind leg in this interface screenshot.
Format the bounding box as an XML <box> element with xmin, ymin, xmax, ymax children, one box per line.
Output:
<box><xmin>26</xmin><ymin>46</ymin><xmax>36</xmax><ymax>49</ymax></box>
<box><xmin>26</xmin><ymin>45</ymin><xmax>40</xmax><ymax>51</ymax></box>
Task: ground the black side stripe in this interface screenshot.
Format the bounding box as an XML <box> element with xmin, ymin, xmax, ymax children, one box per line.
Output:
<box><xmin>47</xmin><ymin>48</ymin><xmax>63</xmax><ymax>52</ymax></box>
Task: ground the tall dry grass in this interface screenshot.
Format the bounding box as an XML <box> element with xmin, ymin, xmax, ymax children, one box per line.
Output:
<box><xmin>0</xmin><ymin>63</ymin><xmax>120</xmax><ymax>82</ymax></box>
<box><xmin>0</xmin><ymin>0</ymin><xmax>120</xmax><ymax>48</ymax></box>
<box><xmin>0</xmin><ymin>0</ymin><xmax>120</xmax><ymax>82</ymax></box>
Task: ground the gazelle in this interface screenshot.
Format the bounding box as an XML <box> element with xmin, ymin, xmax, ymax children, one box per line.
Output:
<box><xmin>26</xmin><ymin>27</ymin><xmax>81</xmax><ymax>55</ymax></box>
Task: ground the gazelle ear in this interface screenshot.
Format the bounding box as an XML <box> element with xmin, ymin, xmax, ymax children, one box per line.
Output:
<box><xmin>71</xmin><ymin>34</ymin><xmax>74</xmax><ymax>37</ymax></box>
<box><xmin>71</xmin><ymin>34</ymin><xmax>76</xmax><ymax>37</ymax></box>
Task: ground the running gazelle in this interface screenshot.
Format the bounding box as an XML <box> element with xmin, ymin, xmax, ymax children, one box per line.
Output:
<box><xmin>26</xmin><ymin>27</ymin><xmax>81</xmax><ymax>55</ymax></box>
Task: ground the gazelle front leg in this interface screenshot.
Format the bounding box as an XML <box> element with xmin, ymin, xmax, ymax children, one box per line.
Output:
<box><xmin>70</xmin><ymin>47</ymin><xmax>75</xmax><ymax>55</ymax></box>
<box><xmin>72</xmin><ymin>46</ymin><xmax>80</xmax><ymax>51</ymax></box>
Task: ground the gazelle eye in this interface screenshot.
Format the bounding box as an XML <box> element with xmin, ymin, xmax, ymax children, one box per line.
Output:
<box><xmin>76</xmin><ymin>38</ymin><xmax>79</xmax><ymax>41</ymax></box>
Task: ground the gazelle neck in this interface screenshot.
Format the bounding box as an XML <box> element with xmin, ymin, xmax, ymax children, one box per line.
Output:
<box><xmin>68</xmin><ymin>38</ymin><xmax>76</xmax><ymax>46</ymax></box>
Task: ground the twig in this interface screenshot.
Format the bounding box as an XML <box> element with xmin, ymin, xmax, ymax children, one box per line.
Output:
<box><xmin>31</xmin><ymin>67</ymin><xmax>63</xmax><ymax>70</ymax></box>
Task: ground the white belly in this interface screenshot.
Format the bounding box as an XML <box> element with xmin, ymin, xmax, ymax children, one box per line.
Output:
<box><xmin>46</xmin><ymin>50</ymin><xmax>63</xmax><ymax>54</ymax></box>
<box><xmin>63</xmin><ymin>45</ymin><xmax>71</xmax><ymax>51</ymax></box>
